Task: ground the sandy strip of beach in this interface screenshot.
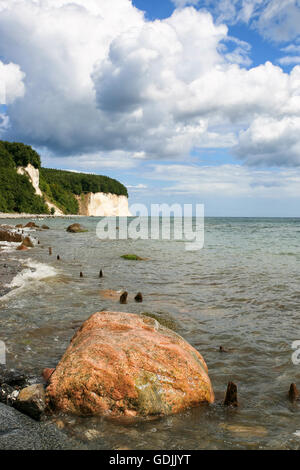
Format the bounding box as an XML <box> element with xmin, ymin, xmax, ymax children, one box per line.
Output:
<box><xmin>0</xmin><ymin>212</ymin><xmax>82</xmax><ymax>219</ymax></box>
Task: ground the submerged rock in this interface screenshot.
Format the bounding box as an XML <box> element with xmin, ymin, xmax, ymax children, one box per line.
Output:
<box><xmin>42</xmin><ymin>225</ymin><xmax>50</xmax><ymax>230</ymax></box>
<box><xmin>121</xmin><ymin>254</ymin><xmax>147</xmax><ymax>261</ymax></box>
<box><xmin>16</xmin><ymin>243</ymin><xmax>29</xmax><ymax>251</ymax></box>
<box><xmin>99</xmin><ymin>289</ymin><xmax>123</xmax><ymax>300</ymax></box>
<box><xmin>15</xmin><ymin>384</ymin><xmax>45</xmax><ymax>421</ymax></box>
<box><xmin>46</xmin><ymin>311</ymin><xmax>214</xmax><ymax>417</ymax></box>
<box><xmin>25</xmin><ymin>222</ymin><xmax>39</xmax><ymax>228</ymax></box>
<box><xmin>66</xmin><ymin>223</ymin><xmax>88</xmax><ymax>233</ymax></box>
<box><xmin>219</xmin><ymin>423</ymin><xmax>267</xmax><ymax>437</ymax></box>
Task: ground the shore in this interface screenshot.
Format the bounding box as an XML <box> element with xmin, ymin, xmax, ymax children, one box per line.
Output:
<box><xmin>0</xmin><ymin>212</ymin><xmax>82</xmax><ymax>219</ymax></box>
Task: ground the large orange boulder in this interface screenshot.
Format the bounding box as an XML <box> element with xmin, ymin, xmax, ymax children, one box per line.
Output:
<box><xmin>46</xmin><ymin>311</ymin><xmax>214</xmax><ymax>417</ymax></box>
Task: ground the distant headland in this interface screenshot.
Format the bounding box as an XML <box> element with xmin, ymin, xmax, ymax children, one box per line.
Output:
<box><xmin>0</xmin><ymin>141</ymin><xmax>131</xmax><ymax>217</ymax></box>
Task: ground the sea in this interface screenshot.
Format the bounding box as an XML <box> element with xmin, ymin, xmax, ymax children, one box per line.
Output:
<box><xmin>0</xmin><ymin>216</ymin><xmax>300</xmax><ymax>450</ymax></box>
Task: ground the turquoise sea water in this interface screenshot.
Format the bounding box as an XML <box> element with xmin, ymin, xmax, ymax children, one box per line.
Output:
<box><xmin>0</xmin><ymin>216</ymin><xmax>300</xmax><ymax>449</ymax></box>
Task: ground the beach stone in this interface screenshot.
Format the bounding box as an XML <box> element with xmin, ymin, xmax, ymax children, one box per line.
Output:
<box><xmin>25</xmin><ymin>222</ymin><xmax>39</xmax><ymax>228</ymax></box>
<box><xmin>22</xmin><ymin>236</ymin><xmax>34</xmax><ymax>248</ymax></box>
<box><xmin>0</xmin><ymin>403</ymin><xmax>87</xmax><ymax>450</ymax></box>
<box><xmin>46</xmin><ymin>311</ymin><xmax>214</xmax><ymax>417</ymax></box>
<box><xmin>0</xmin><ymin>366</ymin><xmax>28</xmax><ymax>388</ymax></box>
<box><xmin>0</xmin><ymin>229</ymin><xmax>22</xmax><ymax>243</ymax></box>
<box><xmin>42</xmin><ymin>225</ymin><xmax>50</xmax><ymax>230</ymax></box>
<box><xmin>15</xmin><ymin>384</ymin><xmax>45</xmax><ymax>421</ymax></box>
<box><xmin>66</xmin><ymin>223</ymin><xmax>88</xmax><ymax>233</ymax></box>
<box><xmin>0</xmin><ymin>384</ymin><xmax>19</xmax><ymax>405</ymax></box>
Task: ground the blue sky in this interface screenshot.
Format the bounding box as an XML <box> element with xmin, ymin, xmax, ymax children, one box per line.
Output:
<box><xmin>1</xmin><ymin>0</ymin><xmax>300</xmax><ymax>216</ymax></box>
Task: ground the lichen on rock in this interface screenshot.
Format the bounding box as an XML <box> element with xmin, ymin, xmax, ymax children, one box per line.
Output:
<box><xmin>45</xmin><ymin>311</ymin><xmax>214</xmax><ymax>418</ymax></box>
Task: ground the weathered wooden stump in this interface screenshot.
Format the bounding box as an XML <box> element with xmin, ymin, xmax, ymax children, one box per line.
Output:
<box><xmin>224</xmin><ymin>381</ymin><xmax>238</xmax><ymax>407</ymax></box>
<box><xmin>134</xmin><ymin>292</ymin><xmax>143</xmax><ymax>303</ymax></box>
<box><xmin>120</xmin><ymin>291</ymin><xmax>128</xmax><ymax>304</ymax></box>
<box><xmin>288</xmin><ymin>383</ymin><xmax>299</xmax><ymax>402</ymax></box>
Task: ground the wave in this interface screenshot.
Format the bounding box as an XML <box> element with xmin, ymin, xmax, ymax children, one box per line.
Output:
<box><xmin>1</xmin><ymin>259</ymin><xmax>58</xmax><ymax>299</ymax></box>
<box><xmin>0</xmin><ymin>241</ymin><xmax>21</xmax><ymax>253</ymax></box>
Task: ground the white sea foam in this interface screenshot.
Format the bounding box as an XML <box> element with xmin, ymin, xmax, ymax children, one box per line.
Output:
<box><xmin>0</xmin><ymin>241</ymin><xmax>20</xmax><ymax>253</ymax></box>
<box><xmin>2</xmin><ymin>259</ymin><xmax>58</xmax><ymax>299</ymax></box>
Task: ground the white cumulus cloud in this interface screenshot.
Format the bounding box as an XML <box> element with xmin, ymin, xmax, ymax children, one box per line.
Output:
<box><xmin>0</xmin><ymin>0</ymin><xmax>300</xmax><ymax>168</ymax></box>
<box><xmin>0</xmin><ymin>61</ymin><xmax>25</xmax><ymax>104</ymax></box>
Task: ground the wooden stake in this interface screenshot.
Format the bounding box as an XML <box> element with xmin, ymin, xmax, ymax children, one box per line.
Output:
<box><xmin>224</xmin><ymin>381</ymin><xmax>238</xmax><ymax>407</ymax></box>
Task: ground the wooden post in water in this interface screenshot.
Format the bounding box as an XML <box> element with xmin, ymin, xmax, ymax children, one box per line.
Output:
<box><xmin>134</xmin><ymin>292</ymin><xmax>143</xmax><ymax>303</ymax></box>
<box><xmin>120</xmin><ymin>291</ymin><xmax>128</xmax><ymax>304</ymax></box>
<box><xmin>224</xmin><ymin>381</ymin><xmax>238</xmax><ymax>407</ymax></box>
<box><xmin>288</xmin><ymin>383</ymin><xmax>299</xmax><ymax>402</ymax></box>
<box><xmin>49</xmin><ymin>247</ymin><xmax>52</xmax><ymax>255</ymax></box>
<box><xmin>99</xmin><ymin>269</ymin><xmax>103</xmax><ymax>278</ymax></box>
<box><xmin>57</xmin><ymin>255</ymin><xmax>60</xmax><ymax>260</ymax></box>
<box><xmin>80</xmin><ymin>272</ymin><xmax>83</xmax><ymax>278</ymax></box>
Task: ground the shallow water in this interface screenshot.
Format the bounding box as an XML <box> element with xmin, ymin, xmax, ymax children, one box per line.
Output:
<box><xmin>0</xmin><ymin>216</ymin><xmax>300</xmax><ymax>450</ymax></box>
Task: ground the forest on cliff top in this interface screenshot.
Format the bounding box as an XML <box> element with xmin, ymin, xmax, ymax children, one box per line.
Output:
<box><xmin>0</xmin><ymin>140</ymin><xmax>128</xmax><ymax>214</ymax></box>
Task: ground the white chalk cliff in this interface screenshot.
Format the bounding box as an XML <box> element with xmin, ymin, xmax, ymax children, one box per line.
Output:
<box><xmin>17</xmin><ymin>164</ymin><xmax>131</xmax><ymax>216</ymax></box>
<box><xmin>76</xmin><ymin>192</ymin><xmax>131</xmax><ymax>217</ymax></box>
<box><xmin>17</xmin><ymin>164</ymin><xmax>63</xmax><ymax>215</ymax></box>
<box><xmin>17</xmin><ymin>163</ymin><xmax>43</xmax><ymax>197</ymax></box>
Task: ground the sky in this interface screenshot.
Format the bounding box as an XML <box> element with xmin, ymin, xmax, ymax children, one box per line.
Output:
<box><xmin>1</xmin><ymin>0</ymin><xmax>300</xmax><ymax>216</ymax></box>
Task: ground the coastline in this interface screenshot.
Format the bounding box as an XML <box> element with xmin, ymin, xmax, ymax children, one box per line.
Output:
<box><xmin>0</xmin><ymin>212</ymin><xmax>83</xmax><ymax>219</ymax></box>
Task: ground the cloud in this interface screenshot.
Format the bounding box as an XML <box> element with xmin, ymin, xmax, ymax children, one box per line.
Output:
<box><xmin>147</xmin><ymin>162</ymin><xmax>300</xmax><ymax>198</ymax></box>
<box><xmin>43</xmin><ymin>150</ymin><xmax>142</xmax><ymax>171</ymax></box>
<box><xmin>0</xmin><ymin>1</ymin><xmax>300</xmax><ymax>168</ymax></box>
<box><xmin>0</xmin><ymin>60</ymin><xmax>25</xmax><ymax>104</ymax></box>
<box><xmin>278</xmin><ymin>56</ymin><xmax>300</xmax><ymax>65</ymax></box>
<box><xmin>171</xmin><ymin>0</ymin><xmax>200</xmax><ymax>7</ymax></box>
<box><xmin>253</xmin><ymin>0</ymin><xmax>300</xmax><ymax>42</ymax></box>
<box><xmin>127</xmin><ymin>183</ymin><xmax>148</xmax><ymax>190</ymax></box>
<box><xmin>235</xmin><ymin>116</ymin><xmax>300</xmax><ymax>166</ymax></box>
<box><xmin>199</xmin><ymin>1</ymin><xmax>300</xmax><ymax>43</ymax></box>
